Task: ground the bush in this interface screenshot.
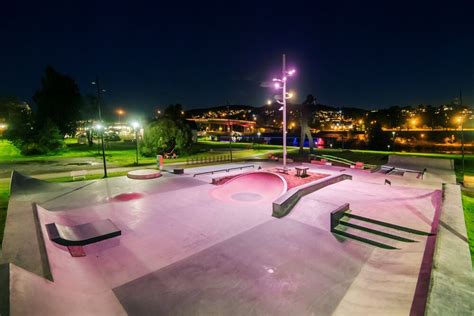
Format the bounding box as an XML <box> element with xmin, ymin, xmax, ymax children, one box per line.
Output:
<box><xmin>18</xmin><ymin>121</ymin><xmax>64</xmax><ymax>155</ymax></box>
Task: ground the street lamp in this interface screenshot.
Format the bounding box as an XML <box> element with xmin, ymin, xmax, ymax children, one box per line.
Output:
<box><xmin>116</xmin><ymin>109</ymin><xmax>125</xmax><ymax>123</ymax></box>
<box><xmin>268</xmin><ymin>54</ymin><xmax>296</xmax><ymax>171</ymax></box>
<box><xmin>457</xmin><ymin>116</ymin><xmax>465</xmax><ymax>179</ymax></box>
<box><xmin>92</xmin><ymin>76</ymin><xmax>108</xmax><ymax>178</ymax></box>
<box><xmin>131</xmin><ymin>121</ymin><xmax>140</xmax><ymax>165</ymax></box>
<box><xmin>95</xmin><ymin>123</ymin><xmax>107</xmax><ymax>178</ymax></box>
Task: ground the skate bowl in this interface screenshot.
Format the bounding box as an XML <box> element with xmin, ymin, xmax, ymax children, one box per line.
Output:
<box><xmin>211</xmin><ymin>171</ymin><xmax>287</xmax><ymax>204</ymax></box>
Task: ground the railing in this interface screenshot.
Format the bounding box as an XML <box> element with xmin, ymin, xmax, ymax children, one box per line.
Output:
<box><xmin>186</xmin><ymin>154</ymin><xmax>231</xmax><ymax>165</ymax></box>
<box><xmin>193</xmin><ymin>164</ymin><xmax>256</xmax><ymax>177</ymax></box>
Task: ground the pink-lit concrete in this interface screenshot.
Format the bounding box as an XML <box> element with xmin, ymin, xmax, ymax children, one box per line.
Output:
<box><xmin>6</xmin><ymin>162</ymin><xmax>445</xmax><ymax>315</ymax></box>
<box><xmin>211</xmin><ymin>171</ymin><xmax>287</xmax><ymax>204</ymax></box>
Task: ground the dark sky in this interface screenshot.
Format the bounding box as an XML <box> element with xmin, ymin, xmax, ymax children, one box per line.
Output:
<box><xmin>1</xmin><ymin>0</ymin><xmax>474</xmax><ymax>115</ymax></box>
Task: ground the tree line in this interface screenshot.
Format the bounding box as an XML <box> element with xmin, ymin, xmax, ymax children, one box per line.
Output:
<box><xmin>0</xmin><ymin>66</ymin><xmax>101</xmax><ymax>154</ymax></box>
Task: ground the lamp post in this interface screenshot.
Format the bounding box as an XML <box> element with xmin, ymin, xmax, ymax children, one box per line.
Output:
<box><xmin>457</xmin><ymin>116</ymin><xmax>465</xmax><ymax>179</ymax></box>
<box><xmin>117</xmin><ymin>109</ymin><xmax>125</xmax><ymax>123</ymax></box>
<box><xmin>269</xmin><ymin>54</ymin><xmax>295</xmax><ymax>171</ymax></box>
<box><xmin>92</xmin><ymin>76</ymin><xmax>107</xmax><ymax>178</ymax></box>
<box><xmin>95</xmin><ymin>124</ymin><xmax>108</xmax><ymax>178</ymax></box>
<box><xmin>131</xmin><ymin>122</ymin><xmax>140</xmax><ymax>165</ymax></box>
<box><xmin>226</xmin><ymin>103</ymin><xmax>233</xmax><ymax>162</ymax></box>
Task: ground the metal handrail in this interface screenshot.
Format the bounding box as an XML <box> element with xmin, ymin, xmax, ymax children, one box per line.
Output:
<box><xmin>193</xmin><ymin>165</ymin><xmax>255</xmax><ymax>177</ymax></box>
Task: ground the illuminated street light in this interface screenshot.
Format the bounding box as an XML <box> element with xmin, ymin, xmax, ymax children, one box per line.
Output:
<box><xmin>267</xmin><ymin>100</ymin><xmax>272</xmax><ymax>105</ymax></box>
<box><xmin>92</xmin><ymin>76</ymin><xmax>108</xmax><ymax>178</ymax></box>
<box><xmin>457</xmin><ymin>116</ymin><xmax>465</xmax><ymax>178</ymax></box>
<box><xmin>131</xmin><ymin>121</ymin><xmax>140</xmax><ymax>165</ymax></box>
<box><xmin>116</xmin><ymin>109</ymin><xmax>125</xmax><ymax>123</ymax></box>
<box><xmin>266</xmin><ymin>54</ymin><xmax>296</xmax><ymax>171</ymax></box>
<box><xmin>94</xmin><ymin>123</ymin><xmax>107</xmax><ymax>178</ymax></box>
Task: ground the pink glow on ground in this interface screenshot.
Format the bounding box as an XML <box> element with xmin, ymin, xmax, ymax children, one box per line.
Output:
<box><xmin>24</xmin><ymin>165</ymin><xmax>442</xmax><ymax>315</ymax></box>
<box><xmin>110</xmin><ymin>192</ymin><xmax>145</xmax><ymax>202</ymax></box>
<box><xmin>211</xmin><ymin>171</ymin><xmax>286</xmax><ymax>204</ymax></box>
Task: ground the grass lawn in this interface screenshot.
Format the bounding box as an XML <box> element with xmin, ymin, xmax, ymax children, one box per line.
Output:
<box><xmin>0</xmin><ymin>179</ymin><xmax>10</xmax><ymax>246</ymax></box>
<box><xmin>461</xmin><ymin>194</ymin><xmax>474</xmax><ymax>267</ymax></box>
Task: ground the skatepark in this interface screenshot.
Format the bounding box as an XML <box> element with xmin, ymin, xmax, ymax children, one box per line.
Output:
<box><xmin>0</xmin><ymin>156</ymin><xmax>472</xmax><ymax>315</ymax></box>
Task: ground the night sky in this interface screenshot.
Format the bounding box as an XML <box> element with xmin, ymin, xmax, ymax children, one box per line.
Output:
<box><xmin>1</xmin><ymin>1</ymin><xmax>474</xmax><ymax>115</ymax></box>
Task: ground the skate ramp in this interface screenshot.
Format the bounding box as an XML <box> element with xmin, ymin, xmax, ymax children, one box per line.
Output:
<box><xmin>387</xmin><ymin>155</ymin><xmax>454</xmax><ymax>172</ymax></box>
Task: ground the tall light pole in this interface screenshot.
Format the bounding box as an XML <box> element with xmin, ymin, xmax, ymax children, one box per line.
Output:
<box><xmin>92</xmin><ymin>76</ymin><xmax>107</xmax><ymax>178</ymax></box>
<box><xmin>95</xmin><ymin>124</ymin><xmax>108</xmax><ymax>178</ymax></box>
<box><xmin>131</xmin><ymin>121</ymin><xmax>140</xmax><ymax>165</ymax></box>
<box><xmin>457</xmin><ymin>116</ymin><xmax>465</xmax><ymax>179</ymax></box>
<box><xmin>226</xmin><ymin>102</ymin><xmax>233</xmax><ymax>162</ymax></box>
<box><xmin>269</xmin><ymin>54</ymin><xmax>295</xmax><ymax>171</ymax></box>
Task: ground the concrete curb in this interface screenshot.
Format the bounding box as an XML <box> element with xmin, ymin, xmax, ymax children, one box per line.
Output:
<box><xmin>425</xmin><ymin>183</ymin><xmax>474</xmax><ymax>315</ymax></box>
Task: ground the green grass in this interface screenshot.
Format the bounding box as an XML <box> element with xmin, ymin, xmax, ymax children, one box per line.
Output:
<box><xmin>461</xmin><ymin>194</ymin><xmax>474</xmax><ymax>267</ymax></box>
<box><xmin>0</xmin><ymin>179</ymin><xmax>10</xmax><ymax>246</ymax></box>
<box><xmin>0</xmin><ymin>139</ymin><xmax>286</xmax><ymax>166</ymax></box>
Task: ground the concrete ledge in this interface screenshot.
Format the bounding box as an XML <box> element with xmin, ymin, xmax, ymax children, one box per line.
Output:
<box><xmin>272</xmin><ymin>174</ymin><xmax>352</xmax><ymax>218</ymax></box>
<box><xmin>425</xmin><ymin>184</ymin><xmax>474</xmax><ymax>315</ymax></box>
<box><xmin>330</xmin><ymin>203</ymin><xmax>350</xmax><ymax>231</ymax></box>
<box><xmin>127</xmin><ymin>169</ymin><xmax>162</xmax><ymax>180</ymax></box>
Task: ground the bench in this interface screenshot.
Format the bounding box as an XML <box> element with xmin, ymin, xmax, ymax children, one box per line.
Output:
<box><xmin>173</xmin><ymin>168</ymin><xmax>184</xmax><ymax>174</ymax></box>
<box><xmin>295</xmin><ymin>166</ymin><xmax>309</xmax><ymax>177</ymax></box>
<box><xmin>46</xmin><ymin>219</ymin><xmax>121</xmax><ymax>247</ymax></box>
<box><xmin>275</xmin><ymin>167</ymin><xmax>290</xmax><ymax>174</ymax></box>
<box><xmin>70</xmin><ymin>170</ymin><xmax>87</xmax><ymax>181</ymax></box>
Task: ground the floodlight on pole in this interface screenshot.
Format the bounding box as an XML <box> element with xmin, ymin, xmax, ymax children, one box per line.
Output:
<box><xmin>131</xmin><ymin>121</ymin><xmax>140</xmax><ymax>165</ymax></box>
<box><xmin>457</xmin><ymin>116</ymin><xmax>465</xmax><ymax>179</ymax></box>
<box><xmin>92</xmin><ymin>76</ymin><xmax>107</xmax><ymax>178</ymax></box>
<box><xmin>266</xmin><ymin>54</ymin><xmax>296</xmax><ymax>171</ymax></box>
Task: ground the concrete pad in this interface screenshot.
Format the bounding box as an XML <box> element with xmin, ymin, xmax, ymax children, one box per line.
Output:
<box><xmin>1</xmin><ymin>161</ymin><xmax>464</xmax><ymax>314</ymax></box>
<box><xmin>113</xmin><ymin>219</ymin><xmax>374</xmax><ymax>316</ymax></box>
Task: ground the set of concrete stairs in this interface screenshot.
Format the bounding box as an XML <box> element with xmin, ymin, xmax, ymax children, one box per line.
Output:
<box><xmin>331</xmin><ymin>205</ymin><xmax>432</xmax><ymax>250</ymax></box>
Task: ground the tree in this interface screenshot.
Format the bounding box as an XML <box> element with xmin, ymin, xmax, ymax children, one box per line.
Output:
<box><xmin>367</xmin><ymin>121</ymin><xmax>391</xmax><ymax>150</ymax></box>
<box><xmin>0</xmin><ymin>96</ymin><xmax>35</xmax><ymax>147</ymax></box>
<box><xmin>299</xmin><ymin>95</ymin><xmax>315</xmax><ymax>154</ymax></box>
<box><xmin>33</xmin><ymin>66</ymin><xmax>83</xmax><ymax>136</ymax></box>
<box><xmin>163</xmin><ymin>104</ymin><xmax>185</xmax><ymax>122</ymax></box>
<box><xmin>140</xmin><ymin>117</ymin><xmax>192</xmax><ymax>157</ymax></box>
